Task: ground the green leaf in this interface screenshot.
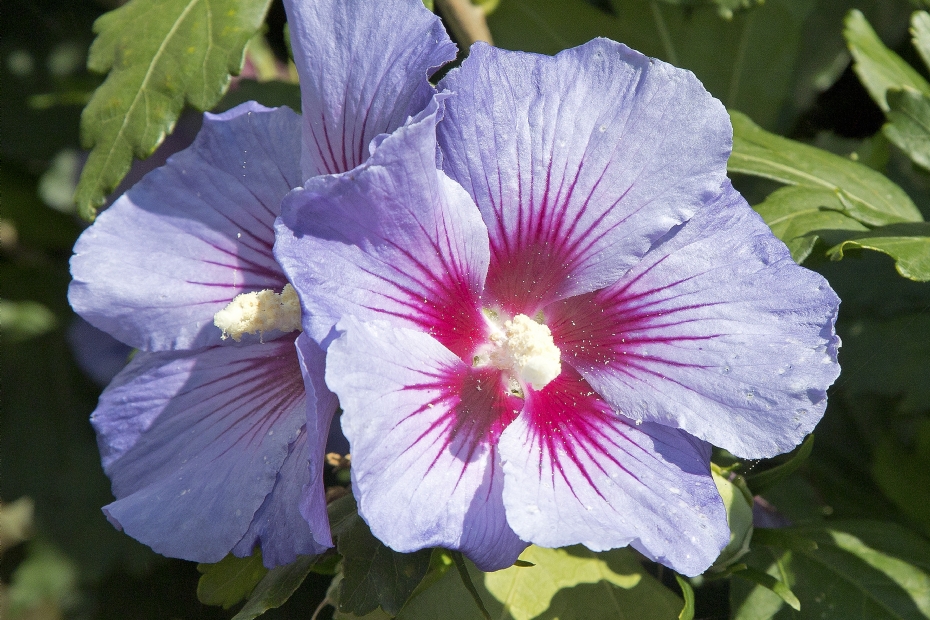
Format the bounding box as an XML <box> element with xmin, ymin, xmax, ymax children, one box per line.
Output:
<box><xmin>0</xmin><ymin>301</ymin><xmax>58</xmax><ymax>343</ymax></box>
<box><xmin>6</xmin><ymin>539</ymin><xmax>79</xmax><ymax>617</ymax></box>
<box><xmin>884</xmin><ymin>88</ymin><xmax>930</xmax><ymax>170</ymax></box>
<box><xmin>734</xmin><ymin>566</ymin><xmax>802</xmax><ymax>611</ymax></box>
<box><xmin>331</xmin><ymin>494</ymin><xmax>432</xmax><ymax>616</ymax></box>
<box><xmin>74</xmin><ymin>0</ymin><xmax>272</xmax><ymax>220</ymax></box>
<box><xmin>732</xmin><ymin>520</ymin><xmax>930</xmax><ymax>619</ymax></box>
<box><xmin>231</xmin><ymin>554</ymin><xmax>319</xmax><ymax>620</ymax></box>
<box><xmin>838</xmin><ymin>313</ymin><xmax>930</xmax><ymax>413</ymax></box>
<box><xmin>196</xmin><ymin>551</ymin><xmax>268</xmax><ymax>609</ymax></box>
<box><xmin>822</xmin><ymin>222</ymin><xmax>930</xmax><ymax>281</ymax></box>
<box><xmin>750</xmin><ymin>528</ymin><xmax>819</xmax><ymax>555</ymax></box>
<box><xmin>752</xmin><ymin>186</ymin><xmax>868</xmax><ymax>263</ymax></box>
<box><xmin>487</xmin><ymin>0</ymin><xmax>813</xmax><ymax>129</ymax></box>
<box><xmin>746</xmin><ymin>434</ymin><xmax>816</xmax><ymax>495</ymax></box>
<box><xmin>872</xmin><ymin>420</ymin><xmax>930</xmax><ymax>536</ymax></box>
<box><xmin>844</xmin><ymin>9</ymin><xmax>930</xmax><ymax>111</ymax></box>
<box><xmin>401</xmin><ymin>545</ymin><xmax>681</xmax><ymax>620</ymax></box>
<box><xmin>729</xmin><ymin>110</ymin><xmax>924</xmax><ymax>226</ymax></box>
<box><xmin>710</xmin><ymin>465</ymin><xmax>754</xmax><ymax>571</ymax></box>
<box><xmin>674</xmin><ymin>574</ymin><xmax>695</xmax><ymax>620</ymax></box>
<box><xmin>912</xmin><ymin>11</ymin><xmax>930</xmax><ymax>74</ymax></box>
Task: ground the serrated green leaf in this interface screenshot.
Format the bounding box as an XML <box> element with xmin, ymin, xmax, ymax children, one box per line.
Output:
<box><xmin>74</xmin><ymin>0</ymin><xmax>272</xmax><ymax>220</ymax></box>
<box><xmin>401</xmin><ymin>545</ymin><xmax>681</xmax><ymax>620</ymax></box>
<box><xmin>732</xmin><ymin>520</ymin><xmax>930</xmax><ymax>619</ymax></box>
<box><xmin>844</xmin><ymin>9</ymin><xmax>930</xmax><ymax>111</ymax></box>
<box><xmin>729</xmin><ymin>110</ymin><xmax>924</xmax><ymax>226</ymax></box>
<box><xmin>753</xmin><ymin>186</ymin><xmax>868</xmax><ymax>263</ymax></box>
<box><xmin>912</xmin><ymin>11</ymin><xmax>930</xmax><ymax>73</ymax></box>
<box><xmin>333</xmin><ymin>494</ymin><xmax>431</xmax><ymax>616</ymax></box>
<box><xmin>196</xmin><ymin>551</ymin><xmax>268</xmax><ymax>609</ymax></box>
<box><xmin>746</xmin><ymin>434</ymin><xmax>816</xmax><ymax>495</ymax></box>
<box><xmin>822</xmin><ymin>222</ymin><xmax>930</xmax><ymax>281</ymax></box>
<box><xmin>884</xmin><ymin>87</ymin><xmax>930</xmax><ymax>170</ymax></box>
<box><xmin>873</xmin><ymin>420</ymin><xmax>930</xmax><ymax>537</ymax></box>
<box><xmin>231</xmin><ymin>554</ymin><xmax>319</xmax><ymax>620</ymax></box>
<box><xmin>487</xmin><ymin>0</ymin><xmax>812</xmax><ymax>130</ymax></box>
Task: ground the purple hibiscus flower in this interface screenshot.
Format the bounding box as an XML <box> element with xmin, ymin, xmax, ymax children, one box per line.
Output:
<box><xmin>274</xmin><ymin>42</ymin><xmax>841</xmax><ymax>575</ymax></box>
<box><xmin>67</xmin><ymin>0</ymin><xmax>456</xmax><ymax>567</ymax></box>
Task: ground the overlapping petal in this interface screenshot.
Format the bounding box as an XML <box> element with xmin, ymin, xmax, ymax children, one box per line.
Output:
<box><xmin>437</xmin><ymin>40</ymin><xmax>731</xmax><ymax>312</ymax></box>
<box><xmin>498</xmin><ymin>366</ymin><xmax>728</xmax><ymax>577</ymax></box>
<box><xmin>93</xmin><ymin>340</ymin><xmax>316</xmax><ymax>564</ymax></box>
<box><xmin>326</xmin><ymin>317</ymin><xmax>527</xmax><ymax>571</ymax></box>
<box><xmin>284</xmin><ymin>0</ymin><xmax>457</xmax><ymax>180</ymax></box>
<box><xmin>548</xmin><ymin>184</ymin><xmax>841</xmax><ymax>458</ymax></box>
<box><xmin>276</xmin><ymin>99</ymin><xmax>490</xmax><ymax>359</ymax></box>
<box><xmin>69</xmin><ymin>103</ymin><xmax>301</xmax><ymax>352</ymax></box>
<box><xmin>232</xmin><ymin>429</ymin><xmax>329</xmax><ymax>566</ymax></box>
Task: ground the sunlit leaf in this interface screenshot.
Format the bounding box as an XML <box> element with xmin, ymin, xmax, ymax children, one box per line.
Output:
<box><xmin>752</xmin><ymin>186</ymin><xmax>868</xmax><ymax>263</ymax></box>
<box><xmin>822</xmin><ymin>222</ymin><xmax>930</xmax><ymax>281</ymax></box>
<box><xmin>399</xmin><ymin>546</ymin><xmax>681</xmax><ymax>620</ymax></box>
<box><xmin>911</xmin><ymin>11</ymin><xmax>930</xmax><ymax>74</ymax></box>
<box><xmin>710</xmin><ymin>466</ymin><xmax>754</xmax><ymax>571</ymax></box>
<box><xmin>74</xmin><ymin>0</ymin><xmax>272</xmax><ymax>220</ymax></box>
<box><xmin>845</xmin><ymin>9</ymin><xmax>930</xmax><ymax>111</ymax></box>
<box><xmin>734</xmin><ymin>566</ymin><xmax>801</xmax><ymax>611</ymax></box>
<box><xmin>674</xmin><ymin>574</ymin><xmax>695</xmax><ymax>620</ymax></box>
<box><xmin>884</xmin><ymin>87</ymin><xmax>930</xmax><ymax>170</ymax></box>
<box><xmin>732</xmin><ymin>520</ymin><xmax>930</xmax><ymax>619</ymax></box>
<box><xmin>196</xmin><ymin>551</ymin><xmax>268</xmax><ymax>609</ymax></box>
<box><xmin>729</xmin><ymin>110</ymin><xmax>924</xmax><ymax>226</ymax></box>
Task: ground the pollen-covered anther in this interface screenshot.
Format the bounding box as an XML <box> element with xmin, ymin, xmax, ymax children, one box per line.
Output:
<box><xmin>213</xmin><ymin>283</ymin><xmax>302</xmax><ymax>341</ymax></box>
<box><xmin>487</xmin><ymin>314</ymin><xmax>562</xmax><ymax>390</ymax></box>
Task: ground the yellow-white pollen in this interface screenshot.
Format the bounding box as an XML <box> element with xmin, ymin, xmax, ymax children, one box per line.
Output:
<box><xmin>487</xmin><ymin>314</ymin><xmax>561</xmax><ymax>390</ymax></box>
<box><xmin>213</xmin><ymin>283</ymin><xmax>302</xmax><ymax>341</ymax></box>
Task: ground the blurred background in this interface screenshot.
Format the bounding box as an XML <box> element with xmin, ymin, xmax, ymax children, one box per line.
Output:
<box><xmin>2</xmin><ymin>0</ymin><xmax>929</xmax><ymax>618</ymax></box>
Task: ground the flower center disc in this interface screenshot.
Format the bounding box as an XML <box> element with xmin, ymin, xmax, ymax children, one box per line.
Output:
<box><xmin>482</xmin><ymin>313</ymin><xmax>561</xmax><ymax>391</ymax></box>
<box><xmin>213</xmin><ymin>283</ymin><xmax>302</xmax><ymax>341</ymax></box>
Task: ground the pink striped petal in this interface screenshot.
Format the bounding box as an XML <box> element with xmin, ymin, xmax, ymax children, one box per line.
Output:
<box><xmin>547</xmin><ymin>185</ymin><xmax>840</xmax><ymax>458</ymax></box>
<box><xmin>94</xmin><ymin>339</ymin><xmax>320</xmax><ymax>564</ymax></box>
<box><xmin>284</xmin><ymin>0</ymin><xmax>456</xmax><ymax>179</ymax></box>
<box><xmin>69</xmin><ymin>103</ymin><xmax>300</xmax><ymax>351</ymax></box>
<box><xmin>275</xmin><ymin>99</ymin><xmax>490</xmax><ymax>360</ymax></box>
<box><xmin>438</xmin><ymin>40</ymin><xmax>731</xmax><ymax>314</ymax></box>
<box><xmin>326</xmin><ymin>317</ymin><xmax>527</xmax><ymax>570</ymax></box>
<box><xmin>499</xmin><ymin>366</ymin><xmax>728</xmax><ymax>576</ymax></box>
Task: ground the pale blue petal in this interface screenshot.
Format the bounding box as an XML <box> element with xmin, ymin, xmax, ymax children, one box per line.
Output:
<box><xmin>284</xmin><ymin>0</ymin><xmax>456</xmax><ymax>179</ymax></box>
<box><xmin>438</xmin><ymin>40</ymin><xmax>731</xmax><ymax>313</ymax></box>
<box><xmin>69</xmin><ymin>103</ymin><xmax>301</xmax><ymax>351</ymax></box>
<box><xmin>549</xmin><ymin>184</ymin><xmax>841</xmax><ymax>458</ymax></box>
<box><xmin>326</xmin><ymin>317</ymin><xmax>527</xmax><ymax>571</ymax></box>
<box><xmin>95</xmin><ymin>339</ymin><xmax>311</xmax><ymax>563</ymax></box>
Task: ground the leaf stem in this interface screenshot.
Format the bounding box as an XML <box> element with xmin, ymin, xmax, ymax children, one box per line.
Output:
<box><xmin>450</xmin><ymin>551</ymin><xmax>492</xmax><ymax>620</ymax></box>
<box><xmin>649</xmin><ymin>1</ymin><xmax>679</xmax><ymax>66</ymax></box>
